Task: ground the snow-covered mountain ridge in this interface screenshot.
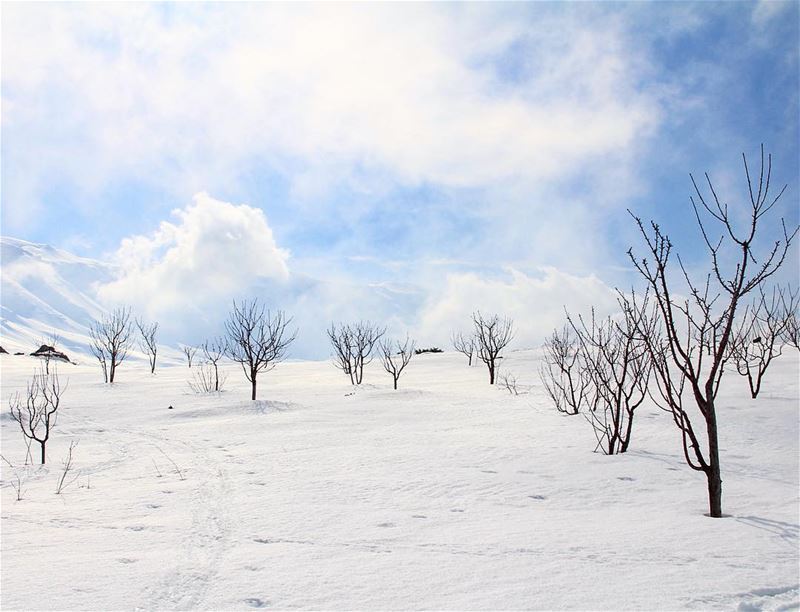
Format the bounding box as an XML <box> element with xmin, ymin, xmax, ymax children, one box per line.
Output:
<box><xmin>0</xmin><ymin>236</ymin><xmax>116</xmax><ymax>354</ymax></box>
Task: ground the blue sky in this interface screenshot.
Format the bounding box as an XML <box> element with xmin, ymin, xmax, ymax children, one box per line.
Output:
<box><xmin>2</xmin><ymin>2</ymin><xmax>798</xmax><ymax>356</ymax></box>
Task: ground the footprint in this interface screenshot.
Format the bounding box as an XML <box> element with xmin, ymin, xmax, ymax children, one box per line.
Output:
<box><xmin>253</xmin><ymin>537</ymin><xmax>273</xmax><ymax>544</ymax></box>
<box><xmin>161</xmin><ymin>490</ymin><xmax>174</xmax><ymax>494</ymax></box>
<box><xmin>146</xmin><ymin>503</ymin><xmax>161</xmax><ymax>509</ymax></box>
<box><xmin>450</xmin><ymin>508</ymin><xmax>465</xmax><ymax>513</ymax></box>
<box><xmin>411</xmin><ymin>515</ymin><xmax>427</xmax><ymax>519</ymax></box>
<box><xmin>243</xmin><ymin>598</ymin><xmax>269</xmax><ymax>608</ymax></box>
<box><xmin>377</xmin><ymin>522</ymin><xmax>395</xmax><ymax>528</ymax></box>
<box><xmin>528</xmin><ymin>495</ymin><xmax>546</xmax><ymax>501</ymax></box>
<box><xmin>244</xmin><ymin>565</ymin><xmax>261</xmax><ymax>572</ymax></box>
<box><xmin>117</xmin><ymin>558</ymin><xmax>138</xmax><ymax>564</ymax></box>
<box><xmin>617</xmin><ymin>476</ymin><xmax>635</xmax><ymax>482</ymax></box>
<box><xmin>481</xmin><ymin>470</ymin><xmax>498</xmax><ymax>474</ymax></box>
<box><xmin>127</xmin><ymin>525</ymin><xmax>146</xmax><ymax>532</ymax></box>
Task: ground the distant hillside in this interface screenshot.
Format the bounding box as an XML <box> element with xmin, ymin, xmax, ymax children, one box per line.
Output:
<box><xmin>0</xmin><ymin>237</ymin><xmax>117</xmax><ymax>354</ymax></box>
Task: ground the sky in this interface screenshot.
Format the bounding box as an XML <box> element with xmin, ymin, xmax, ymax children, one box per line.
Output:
<box><xmin>2</xmin><ymin>2</ymin><xmax>799</xmax><ymax>358</ymax></box>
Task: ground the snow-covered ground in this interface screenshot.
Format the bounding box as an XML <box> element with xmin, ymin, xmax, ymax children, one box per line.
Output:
<box><xmin>1</xmin><ymin>349</ymin><xmax>798</xmax><ymax>611</ymax></box>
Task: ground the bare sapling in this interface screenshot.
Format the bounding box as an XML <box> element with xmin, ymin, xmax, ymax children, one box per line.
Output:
<box><xmin>201</xmin><ymin>337</ymin><xmax>228</xmax><ymax>391</ymax></box>
<box><xmin>225</xmin><ymin>300</ymin><xmax>297</xmax><ymax>400</ymax></box>
<box><xmin>472</xmin><ymin>311</ymin><xmax>514</xmax><ymax>384</ymax></box>
<box><xmin>379</xmin><ymin>335</ymin><xmax>415</xmax><ymax>390</ymax></box>
<box><xmin>540</xmin><ymin>325</ymin><xmax>594</xmax><ymax>415</ymax></box>
<box><xmin>55</xmin><ymin>440</ymin><xmax>79</xmax><ymax>494</ymax></box>
<box><xmin>729</xmin><ymin>286</ymin><xmax>797</xmax><ymax>398</ymax></box>
<box><xmin>9</xmin><ymin>366</ymin><xmax>66</xmax><ymax>464</ymax></box>
<box><xmin>181</xmin><ymin>345</ymin><xmax>198</xmax><ymax>368</ymax></box>
<box><xmin>499</xmin><ymin>371</ymin><xmax>520</xmax><ymax>395</ymax></box>
<box><xmin>625</xmin><ymin>145</ymin><xmax>797</xmax><ymax>517</ymax></box>
<box><xmin>89</xmin><ymin>307</ymin><xmax>133</xmax><ymax>383</ymax></box>
<box><xmin>188</xmin><ymin>363</ymin><xmax>228</xmax><ymax>394</ymax></box>
<box><xmin>451</xmin><ymin>331</ymin><xmax>475</xmax><ymax>366</ymax></box>
<box><xmin>136</xmin><ymin>318</ymin><xmax>159</xmax><ymax>374</ymax></box>
<box><xmin>570</xmin><ymin>300</ymin><xmax>654</xmax><ymax>455</ymax></box>
<box><xmin>779</xmin><ymin>286</ymin><xmax>799</xmax><ymax>350</ymax></box>
<box><xmin>328</xmin><ymin>321</ymin><xmax>386</xmax><ymax>385</ymax></box>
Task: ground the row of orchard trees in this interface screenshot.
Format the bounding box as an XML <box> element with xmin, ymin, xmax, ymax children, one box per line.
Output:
<box><xmin>539</xmin><ymin>146</ymin><xmax>799</xmax><ymax>518</ymax></box>
<box><xmin>87</xmin><ymin>301</ymin><xmax>297</xmax><ymax>401</ymax></box>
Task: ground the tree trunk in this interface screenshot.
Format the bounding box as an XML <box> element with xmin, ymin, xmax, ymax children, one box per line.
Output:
<box><xmin>109</xmin><ymin>357</ymin><xmax>116</xmax><ymax>383</ymax></box>
<box><xmin>393</xmin><ymin>378</ymin><xmax>398</xmax><ymax>390</ymax></box>
<box><xmin>40</xmin><ymin>442</ymin><xmax>46</xmax><ymax>465</ymax></box>
<box><xmin>251</xmin><ymin>373</ymin><xmax>257</xmax><ymax>401</ymax></box>
<box><xmin>488</xmin><ymin>362</ymin><xmax>495</xmax><ymax>384</ymax></box>
<box><xmin>705</xmin><ymin>406</ymin><xmax>723</xmax><ymax>517</ymax></box>
<box><xmin>214</xmin><ymin>363</ymin><xmax>219</xmax><ymax>391</ymax></box>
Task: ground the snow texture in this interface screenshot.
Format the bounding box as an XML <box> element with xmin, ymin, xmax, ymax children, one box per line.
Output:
<box><xmin>1</xmin><ymin>349</ymin><xmax>798</xmax><ymax>610</ymax></box>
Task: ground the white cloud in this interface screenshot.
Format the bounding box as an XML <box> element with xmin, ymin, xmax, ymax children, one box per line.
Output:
<box><xmin>97</xmin><ymin>193</ymin><xmax>289</xmax><ymax>325</ymax></box>
<box><xmin>2</xmin><ymin>3</ymin><xmax>660</xmax><ymax>222</ymax></box>
<box><xmin>416</xmin><ymin>267</ymin><xmax>620</xmax><ymax>349</ymax></box>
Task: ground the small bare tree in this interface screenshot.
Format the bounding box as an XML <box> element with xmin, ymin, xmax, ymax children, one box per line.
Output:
<box><xmin>188</xmin><ymin>363</ymin><xmax>228</xmax><ymax>394</ymax></box>
<box><xmin>55</xmin><ymin>440</ymin><xmax>79</xmax><ymax>495</ymax></box>
<box><xmin>136</xmin><ymin>318</ymin><xmax>159</xmax><ymax>374</ymax></box>
<box><xmin>729</xmin><ymin>286</ymin><xmax>797</xmax><ymax>398</ymax></box>
<box><xmin>89</xmin><ymin>307</ymin><xmax>133</xmax><ymax>383</ymax></box>
<box><xmin>9</xmin><ymin>367</ymin><xmax>66</xmax><ymax>464</ymax></box>
<box><xmin>379</xmin><ymin>336</ymin><xmax>415</xmax><ymax>390</ymax></box>
<box><xmin>225</xmin><ymin>300</ymin><xmax>297</xmax><ymax>401</ymax></box>
<box><xmin>569</xmin><ymin>302</ymin><xmax>654</xmax><ymax>455</ymax></box>
<box><xmin>625</xmin><ymin>145</ymin><xmax>797</xmax><ymax>517</ymax></box>
<box><xmin>36</xmin><ymin>330</ymin><xmax>62</xmax><ymax>374</ymax></box>
<box><xmin>181</xmin><ymin>345</ymin><xmax>198</xmax><ymax>368</ymax></box>
<box><xmin>780</xmin><ymin>286</ymin><xmax>799</xmax><ymax>350</ymax></box>
<box><xmin>540</xmin><ymin>325</ymin><xmax>594</xmax><ymax>416</ymax></box>
<box><xmin>451</xmin><ymin>331</ymin><xmax>475</xmax><ymax>366</ymax></box>
<box><xmin>327</xmin><ymin>321</ymin><xmax>386</xmax><ymax>385</ymax></box>
<box><xmin>472</xmin><ymin>312</ymin><xmax>514</xmax><ymax>384</ymax></box>
<box><xmin>201</xmin><ymin>337</ymin><xmax>228</xmax><ymax>392</ymax></box>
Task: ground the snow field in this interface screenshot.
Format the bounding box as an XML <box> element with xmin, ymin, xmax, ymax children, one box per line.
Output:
<box><xmin>1</xmin><ymin>349</ymin><xmax>798</xmax><ymax>610</ymax></box>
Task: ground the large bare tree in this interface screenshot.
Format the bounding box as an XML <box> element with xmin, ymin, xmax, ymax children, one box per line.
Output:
<box><xmin>225</xmin><ymin>300</ymin><xmax>296</xmax><ymax>401</ymax></box>
<box><xmin>9</xmin><ymin>367</ymin><xmax>66</xmax><ymax>464</ymax></box>
<box><xmin>625</xmin><ymin>146</ymin><xmax>797</xmax><ymax>517</ymax></box>
<box><xmin>327</xmin><ymin>321</ymin><xmax>386</xmax><ymax>385</ymax></box>
<box><xmin>88</xmin><ymin>307</ymin><xmax>133</xmax><ymax>383</ymax></box>
<box><xmin>136</xmin><ymin>318</ymin><xmax>159</xmax><ymax>374</ymax></box>
<box><xmin>379</xmin><ymin>335</ymin><xmax>415</xmax><ymax>390</ymax></box>
<box><xmin>472</xmin><ymin>311</ymin><xmax>513</xmax><ymax>384</ymax></box>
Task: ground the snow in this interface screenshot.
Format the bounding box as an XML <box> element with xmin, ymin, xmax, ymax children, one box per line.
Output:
<box><xmin>1</xmin><ymin>349</ymin><xmax>798</xmax><ymax>610</ymax></box>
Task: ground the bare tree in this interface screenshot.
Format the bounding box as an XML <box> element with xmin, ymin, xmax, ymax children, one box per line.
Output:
<box><xmin>625</xmin><ymin>146</ymin><xmax>797</xmax><ymax>517</ymax></box>
<box><xmin>499</xmin><ymin>371</ymin><xmax>520</xmax><ymax>396</ymax></box>
<box><xmin>181</xmin><ymin>345</ymin><xmax>198</xmax><ymax>368</ymax></box>
<box><xmin>225</xmin><ymin>300</ymin><xmax>297</xmax><ymax>400</ymax></box>
<box><xmin>188</xmin><ymin>363</ymin><xmax>228</xmax><ymax>394</ymax></box>
<box><xmin>55</xmin><ymin>440</ymin><xmax>79</xmax><ymax>495</ymax></box>
<box><xmin>780</xmin><ymin>286</ymin><xmax>799</xmax><ymax>350</ymax></box>
<box><xmin>36</xmin><ymin>330</ymin><xmax>62</xmax><ymax>374</ymax></box>
<box><xmin>379</xmin><ymin>336</ymin><xmax>415</xmax><ymax>390</ymax></box>
<box><xmin>89</xmin><ymin>307</ymin><xmax>133</xmax><ymax>383</ymax></box>
<box><xmin>472</xmin><ymin>312</ymin><xmax>514</xmax><ymax>384</ymax></box>
<box><xmin>729</xmin><ymin>286</ymin><xmax>797</xmax><ymax>398</ymax></box>
<box><xmin>89</xmin><ymin>332</ymin><xmax>109</xmax><ymax>383</ymax></box>
<box><xmin>570</xmin><ymin>302</ymin><xmax>654</xmax><ymax>455</ymax></box>
<box><xmin>9</xmin><ymin>367</ymin><xmax>66</xmax><ymax>464</ymax></box>
<box><xmin>451</xmin><ymin>331</ymin><xmax>475</xmax><ymax>366</ymax></box>
<box><xmin>136</xmin><ymin>318</ymin><xmax>159</xmax><ymax>374</ymax></box>
<box><xmin>201</xmin><ymin>337</ymin><xmax>228</xmax><ymax>392</ymax></box>
<box><xmin>540</xmin><ymin>325</ymin><xmax>594</xmax><ymax>416</ymax></box>
<box><xmin>327</xmin><ymin>321</ymin><xmax>386</xmax><ymax>385</ymax></box>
